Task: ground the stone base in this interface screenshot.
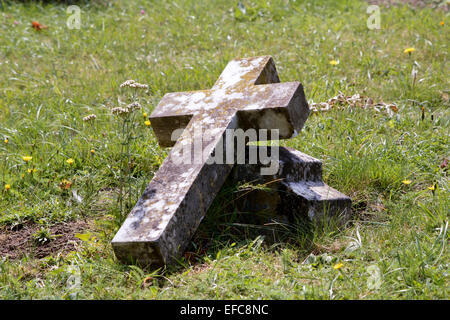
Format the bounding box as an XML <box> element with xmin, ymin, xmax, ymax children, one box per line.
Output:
<box><xmin>228</xmin><ymin>146</ymin><xmax>351</xmax><ymax>223</ymax></box>
<box><xmin>113</xmin><ymin>146</ymin><xmax>351</xmax><ymax>267</ymax></box>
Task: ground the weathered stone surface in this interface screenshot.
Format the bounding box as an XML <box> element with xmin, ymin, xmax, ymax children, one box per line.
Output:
<box><xmin>112</xmin><ymin>56</ymin><xmax>310</xmax><ymax>266</ymax></box>
<box><xmin>230</xmin><ymin>146</ymin><xmax>351</xmax><ymax>222</ymax></box>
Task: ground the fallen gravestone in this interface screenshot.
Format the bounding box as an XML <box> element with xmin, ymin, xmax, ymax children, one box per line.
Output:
<box><xmin>228</xmin><ymin>146</ymin><xmax>351</xmax><ymax>223</ymax></box>
<box><xmin>112</xmin><ymin>56</ymin><xmax>351</xmax><ymax>266</ymax></box>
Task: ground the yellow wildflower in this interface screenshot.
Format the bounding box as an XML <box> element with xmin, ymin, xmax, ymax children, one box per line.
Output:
<box><xmin>5</xmin><ymin>184</ymin><xmax>11</xmax><ymax>191</ymax></box>
<box><xmin>329</xmin><ymin>60</ymin><xmax>339</xmax><ymax>66</ymax></box>
<box><xmin>66</xmin><ymin>158</ymin><xmax>74</xmax><ymax>165</ymax></box>
<box><xmin>428</xmin><ymin>185</ymin><xmax>435</xmax><ymax>191</ymax></box>
<box><xmin>440</xmin><ymin>21</ymin><xmax>444</xmax><ymax>26</ymax></box>
<box><xmin>402</xmin><ymin>179</ymin><xmax>412</xmax><ymax>185</ymax></box>
<box><xmin>143</xmin><ymin>112</ymin><xmax>148</xmax><ymax>118</ymax></box>
<box><xmin>144</xmin><ymin>120</ymin><xmax>151</xmax><ymax>127</ymax></box>
<box><xmin>4</xmin><ymin>138</ymin><xmax>8</xmax><ymax>144</ymax></box>
<box><xmin>333</xmin><ymin>263</ymin><xmax>343</xmax><ymax>270</ymax></box>
<box><xmin>90</xmin><ymin>149</ymin><xmax>95</xmax><ymax>155</ymax></box>
<box><xmin>404</xmin><ymin>48</ymin><xmax>415</xmax><ymax>54</ymax></box>
<box><xmin>22</xmin><ymin>156</ymin><xmax>32</xmax><ymax>162</ymax></box>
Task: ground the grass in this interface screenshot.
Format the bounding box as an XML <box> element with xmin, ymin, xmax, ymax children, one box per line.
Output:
<box><xmin>0</xmin><ymin>0</ymin><xmax>448</xmax><ymax>299</ymax></box>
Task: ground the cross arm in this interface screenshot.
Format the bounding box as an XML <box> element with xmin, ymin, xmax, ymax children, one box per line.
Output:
<box><xmin>237</xmin><ymin>81</ymin><xmax>310</xmax><ymax>139</ymax></box>
<box><xmin>150</xmin><ymin>90</ymin><xmax>211</xmax><ymax>147</ymax></box>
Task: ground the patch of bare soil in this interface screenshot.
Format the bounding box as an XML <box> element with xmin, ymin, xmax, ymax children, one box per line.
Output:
<box><xmin>368</xmin><ymin>0</ymin><xmax>448</xmax><ymax>11</ymax></box>
<box><xmin>0</xmin><ymin>220</ymin><xmax>90</xmax><ymax>260</ymax></box>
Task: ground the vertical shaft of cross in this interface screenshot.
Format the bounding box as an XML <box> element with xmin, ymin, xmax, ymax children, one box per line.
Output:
<box><xmin>112</xmin><ymin>109</ymin><xmax>238</xmax><ymax>265</ymax></box>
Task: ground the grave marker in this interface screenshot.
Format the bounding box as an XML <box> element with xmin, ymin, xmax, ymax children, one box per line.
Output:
<box><xmin>229</xmin><ymin>146</ymin><xmax>352</xmax><ymax>223</ymax></box>
<box><xmin>112</xmin><ymin>56</ymin><xmax>310</xmax><ymax>265</ymax></box>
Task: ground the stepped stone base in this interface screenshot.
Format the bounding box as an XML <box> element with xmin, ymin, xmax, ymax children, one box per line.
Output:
<box><xmin>228</xmin><ymin>146</ymin><xmax>351</xmax><ymax>222</ymax></box>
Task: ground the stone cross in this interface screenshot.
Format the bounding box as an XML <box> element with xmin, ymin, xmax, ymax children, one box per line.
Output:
<box><xmin>112</xmin><ymin>56</ymin><xmax>310</xmax><ymax>266</ymax></box>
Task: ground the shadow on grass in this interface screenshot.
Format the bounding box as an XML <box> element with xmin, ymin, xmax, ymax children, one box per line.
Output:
<box><xmin>160</xmin><ymin>181</ymin><xmax>351</xmax><ymax>275</ymax></box>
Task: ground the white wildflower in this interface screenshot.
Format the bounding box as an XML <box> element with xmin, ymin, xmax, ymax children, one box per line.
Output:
<box><xmin>308</xmin><ymin>92</ymin><xmax>398</xmax><ymax>117</ymax></box>
<box><xmin>112</xmin><ymin>102</ymin><xmax>141</xmax><ymax>117</ymax></box>
<box><xmin>82</xmin><ymin>114</ymin><xmax>97</xmax><ymax>122</ymax></box>
<box><xmin>129</xmin><ymin>82</ymin><xmax>149</xmax><ymax>89</ymax></box>
<box><xmin>111</xmin><ymin>107</ymin><xmax>129</xmax><ymax>116</ymax></box>
<box><xmin>120</xmin><ymin>79</ymin><xmax>148</xmax><ymax>89</ymax></box>
<box><xmin>126</xmin><ymin>101</ymin><xmax>141</xmax><ymax>111</ymax></box>
<box><xmin>120</xmin><ymin>80</ymin><xmax>136</xmax><ymax>88</ymax></box>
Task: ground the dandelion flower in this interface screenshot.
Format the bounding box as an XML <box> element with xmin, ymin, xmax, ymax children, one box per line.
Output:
<box><xmin>329</xmin><ymin>60</ymin><xmax>339</xmax><ymax>66</ymax></box>
<box><xmin>4</xmin><ymin>138</ymin><xmax>8</xmax><ymax>144</ymax></box>
<box><xmin>404</xmin><ymin>48</ymin><xmax>415</xmax><ymax>54</ymax></box>
<box><xmin>66</xmin><ymin>158</ymin><xmax>74</xmax><ymax>165</ymax></box>
<box><xmin>4</xmin><ymin>184</ymin><xmax>11</xmax><ymax>191</ymax></box>
<box><xmin>145</xmin><ymin>120</ymin><xmax>151</xmax><ymax>126</ymax></box>
<box><xmin>90</xmin><ymin>149</ymin><xmax>95</xmax><ymax>155</ymax></box>
<box><xmin>143</xmin><ymin>112</ymin><xmax>148</xmax><ymax>118</ymax></box>
<box><xmin>440</xmin><ymin>21</ymin><xmax>444</xmax><ymax>26</ymax></box>
<box><xmin>428</xmin><ymin>185</ymin><xmax>435</xmax><ymax>191</ymax></box>
<box><xmin>402</xmin><ymin>179</ymin><xmax>412</xmax><ymax>185</ymax></box>
<box><xmin>333</xmin><ymin>263</ymin><xmax>343</xmax><ymax>270</ymax></box>
<box><xmin>22</xmin><ymin>156</ymin><xmax>32</xmax><ymax>162</ymax></box>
